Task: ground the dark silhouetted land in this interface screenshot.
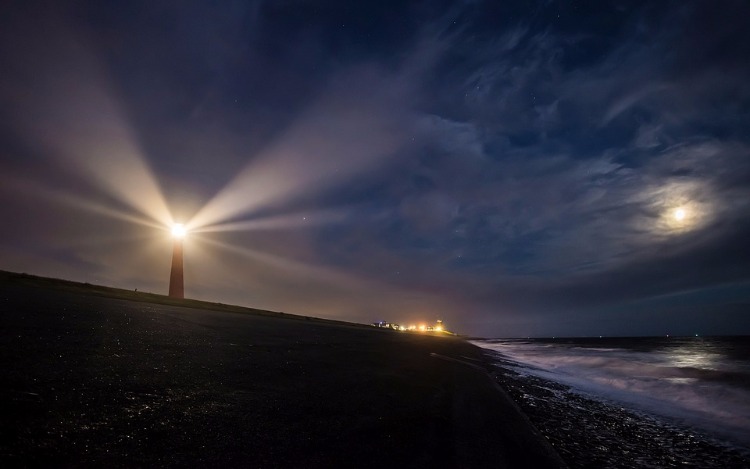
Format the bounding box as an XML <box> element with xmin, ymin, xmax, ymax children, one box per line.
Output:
<box><xmin>0</xmin><ymin>271</ymin><xmax>565</xmax><ymax>468</ymax></box>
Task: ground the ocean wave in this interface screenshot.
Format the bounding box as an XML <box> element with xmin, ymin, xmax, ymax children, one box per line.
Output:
<box><xmin>474</xmin><ymin>337</ymin><xmax>750</xmax><ymax>448</ymax></box>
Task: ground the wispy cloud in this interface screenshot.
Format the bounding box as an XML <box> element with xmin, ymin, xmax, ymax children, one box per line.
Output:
<box><xmin>1</xmin><ymin>0</ymin><xmax>748</xmax><ymax>336</ymax></box>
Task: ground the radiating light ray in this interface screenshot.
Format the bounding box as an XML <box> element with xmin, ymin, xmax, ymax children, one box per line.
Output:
<box><xmin>1</xmin><ymin>18</ymin><xmax>173</xmax><ymax>228</ymax></box>
<box><xmin>42</xmin><ymin>75</ymin><xmax>172</xmax><ymax>227</ymax></box>
<box><xmin>0</xmin><ymin>174</ymin><xmax>164</xmax><ymax>231</ymax></box>
<box><xmin>182</xmin><ymin>234</ymin><xmax>444</xmax><ymax>325</ymax></box>
<box><xmin>192</xmin><ymin>234</ymin><xmax>369</xmax><ymax>289</ymax></box>
<box><xmin>190</xmin><ymin>207</ymin><xmax>349</xmax><ymax>234</ymax></box>
<box><xmin>57</xmin><ymin>191</ymin><xmax>166</xmax><ymax>232</ymax></box>
<box><xmin>188</xmin><ymin>84</ymin><xmax>410</xmax><ymax>231</ymax></box>
<box><xmin>65</xmin><ymin>134</ymin><xmax>173</xmax><ymax>227</ymax></box>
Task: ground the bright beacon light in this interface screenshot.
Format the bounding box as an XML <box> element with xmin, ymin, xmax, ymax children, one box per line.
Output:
<box><xmin>171</xmin><ymin>223</ymin><xmax>187</xmax><ymax>238</ymax></box>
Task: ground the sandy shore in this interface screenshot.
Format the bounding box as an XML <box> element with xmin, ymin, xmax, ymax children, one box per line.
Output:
<box><xmin>0</xmin><ymin>274</ymin><xmax>565</xmax><ymax>468</ymax></box>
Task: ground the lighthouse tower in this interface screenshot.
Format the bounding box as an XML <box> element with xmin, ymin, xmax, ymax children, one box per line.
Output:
<box><xmin>168</xmin><ymin>224</ymin><xmax>186</xmax><ymax>298</ymax></box>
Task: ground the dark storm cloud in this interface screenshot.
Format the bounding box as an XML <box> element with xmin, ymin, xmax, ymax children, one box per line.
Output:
<box><xmin>1</xmin><ymin>0</ymin><xmax>749</xmax><ymax>336</ymax></box>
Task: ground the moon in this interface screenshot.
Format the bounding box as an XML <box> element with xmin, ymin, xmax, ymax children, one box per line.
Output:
<box><xmin>674</xmin><ymin>208</ymin><xmax>686</xmax><ymax>221</ymax></box>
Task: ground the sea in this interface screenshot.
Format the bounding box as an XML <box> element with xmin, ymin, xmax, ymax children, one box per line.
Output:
<box><xmin>472</xmin><ymin>336</ymin><xmax>750</xmax><ymax>468</ymax></box>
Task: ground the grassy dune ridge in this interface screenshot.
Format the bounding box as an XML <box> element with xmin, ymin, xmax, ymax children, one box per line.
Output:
<box><xmin>0</xmin><ymin>269</ymin><xmax>368</xmax><ymax>328</ymax></box>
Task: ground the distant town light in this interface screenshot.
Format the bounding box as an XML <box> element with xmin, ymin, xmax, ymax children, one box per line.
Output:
<box><xmin>371</xmin><ymin>319</ymin><xmax>451</xmax><ymax>334</ymax></box>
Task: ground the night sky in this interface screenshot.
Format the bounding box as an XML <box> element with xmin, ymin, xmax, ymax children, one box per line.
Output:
<box><xmin>1</xmin><ymin>0</ymin><xmax>749</xmax><ymax>337</ymax></box>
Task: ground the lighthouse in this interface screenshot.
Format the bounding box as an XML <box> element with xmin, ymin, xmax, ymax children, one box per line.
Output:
<box><xmin>168</xmin><ymin>223</ymin><xmax>186</xmax><ymax>298</ymax></box>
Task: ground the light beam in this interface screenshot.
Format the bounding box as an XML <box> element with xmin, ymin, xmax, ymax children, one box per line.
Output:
<box><xmin>190</xmin><ymin>208</ymin><xmax>349</xmax><ymax>234</ymax></box>
<box><xmin>2</xmin><ymin>19</ymin><xmax>174</xmax><ymax>228</ymax></box>
<box><xmin>187</xmin><ymin>84</ymin><xmax>409</xmax><ymax>232</ymax></box>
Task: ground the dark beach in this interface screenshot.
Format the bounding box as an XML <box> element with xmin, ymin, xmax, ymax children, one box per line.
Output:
<box><xmin>0</xmin><ymin>272</ymin><xmax>564</xmax><ymax>468</ymax></box>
